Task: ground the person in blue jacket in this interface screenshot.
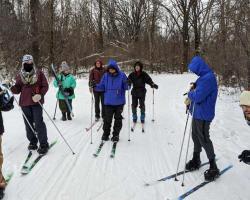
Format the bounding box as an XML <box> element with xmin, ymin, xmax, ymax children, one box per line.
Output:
<box><xmin>184</xmin><ymin>56</ymin><xmax>219</xmax><ymax>181</ymax></box>
<box><xmin>93</xmin><ymin>59</ymin><xmax>128</xmax><ymax>142</ymax></box>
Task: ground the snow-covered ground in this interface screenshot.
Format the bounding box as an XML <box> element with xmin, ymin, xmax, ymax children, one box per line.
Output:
<box><xmin>1</xmin><ymin>74</ymin><xmax>250</xmax><ymax>200</ymax></box>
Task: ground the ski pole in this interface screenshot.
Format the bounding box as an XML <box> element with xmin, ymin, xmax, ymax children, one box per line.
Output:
<box><xmin>12</xmin><ymin>95</ymin><xmax>36</xmax><ymax>134</ymax></box>
<box><xmin>152</xmin><ymin>88</ymin><xmax>155</xmax><ymax>122</ymax></box>
<box><xmin>127</xmin><ymin>88</ymin><xmax>131</xmax><ymax>142</ymax></box>
<box><xmin>181</xmin><ymin>103</ymin><xmax>195</xmax><ymax>186</ymax></box>
<box><xmin>38</xmin><ymin>101</ymin><xmax>75</xmax><ymax>155</ymax></box>
<box><xmin>53</xmin><ymin>100</ymin><xmax>58</xmax><ymax>120</ymax></box>
<box><xmin>90</xmin><ymin>92</ymin><xmax>94</xmax><ymax>144</ymax></box>
<box><xmin>174</xmin><ymin>111</ymin><xmax>190</xmax><ymax>181</ymax></box>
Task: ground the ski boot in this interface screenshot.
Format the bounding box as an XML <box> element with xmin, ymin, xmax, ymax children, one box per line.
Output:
<box><xmin>28</xmin><ymin>143</ymin><xmax>38</xmax><ymax>150</ymax></box>
<box><xmin>185</xmin><ymin>152</ymin><xmax>201</xmax><ymax>171</ymax></box>
<box><xmin>37</xmin><ymin>144</ymin><xmax>49</xmax><ymax>155</ymax></box>
<box><xmin>61</xmin><ymin>112</ymin><xmax>67</xmax><ymax>121</ymax></box>
<box><xmin>204</xmin><ymin>159</ymin><xmax>220</xmax><ymax>181</ymax></box>
<box><xmin>95</xmin><ymin>116</ymin><xmax>100</xmax><ymax>122</ymax></box>
<box><xmin>67</xmin><ymin>112</ymin><xmax>72</xmax><ymax>120</ymax></box>
<box><xmin>111</xmin><ymin>136</ymin><xmax>119</xmax><ymax>142</ymax></box>
<box><xmin>101</xmin><ymin>134</ymin><xmax>109</xmax><ymax>141</ymax></box>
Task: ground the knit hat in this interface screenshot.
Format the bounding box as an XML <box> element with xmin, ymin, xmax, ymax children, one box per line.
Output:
<box><xmin>240</xmin><ymin>91</ymin><xmax>250</xmax><ymax>106</ymax></box>
<box><xmin>61</xmin><ymin>61</ymin><xmax>70</xmax><ymax>71</ymax></box>
<box><xmin>22</xmin><ymin>55</ymin><xmax>33</xmax><ymax>63</ymax></box>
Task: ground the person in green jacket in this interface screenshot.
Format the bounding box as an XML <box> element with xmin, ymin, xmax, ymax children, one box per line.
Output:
<box><xmin>54</xmin><ymin>61</ymin><xmax>76</xmax><ymax>121</ymax></box>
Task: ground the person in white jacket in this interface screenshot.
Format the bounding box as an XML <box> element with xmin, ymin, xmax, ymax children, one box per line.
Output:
<box><xmin>238</xmin><ymin>90</ymin><xmax>250</xmax><ymax>164</ymax></box>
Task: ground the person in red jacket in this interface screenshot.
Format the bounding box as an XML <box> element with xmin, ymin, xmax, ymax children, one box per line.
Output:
<box><xmin>89</xmin><ymin>59</ymin><xmax>106</xmax><ymax>121</ymax></box>
<box><xmin>11</xmin><ymin>55</ymin><xmax>49</xmax><ymax>155</ymax></box>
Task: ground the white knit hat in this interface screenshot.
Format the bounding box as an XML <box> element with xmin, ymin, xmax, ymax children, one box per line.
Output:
<box><xmin>22</xmin><ymin>54</ymin><xmax>33</xmax><ymax>63</ymax></box>
<box><xmin>240</xmin><ymin>91</ymin><xmax>250</xmax><ymax>106</ymax></box>
<box><xmin>61</xmin><ymin>61</ymin><xmax>70</xmax><ymax>71</ymax></box>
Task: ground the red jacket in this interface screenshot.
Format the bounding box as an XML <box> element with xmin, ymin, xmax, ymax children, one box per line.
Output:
<box><xmin>11</xmin><ymin>70</ymin><xmax>49</xmax><ymax>107</ymax></box>
<box><xmin>89</xmin><ymin>67</ymin><xmax>106</xmax><ymax>92</ymax></box>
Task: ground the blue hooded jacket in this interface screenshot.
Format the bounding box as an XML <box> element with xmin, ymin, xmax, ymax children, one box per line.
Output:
<box><xmin>95</xmin><ymin>59</ymin><xmax>128</xmax><ymax>106</ymax></box>
<box><xmin>188</xmin><ymin>56</ymin><xmax>218</xmax><ymax>122</ymax></box>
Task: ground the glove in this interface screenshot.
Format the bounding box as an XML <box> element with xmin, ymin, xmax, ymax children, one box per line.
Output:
<box><xmin>152</xmin><ymin>84</ymin><xmax>158</xmax><ymax>89</ymax></box>
<box><xmin>89</xmin><ymin>87</ymin><xmax>93</xmax><ymax>93</ymax></box>
<box><xmin>189</xmin><ymin>82</ymin><xmax>196</xmax><ymax>91</ymax></box>
<box><xmin>184</xmin><ymin>97</ymin><xmax>191</xmax><ymax>106</ymax></box>
<box><xmin>32</xmin><ymin>94</ymin><xmax>42</xmax><ymax>103</ymax></box>
<box><xmin>89</xmin><ymin>80</ymin><xmax>96</xmax><ymax>88</ymax></box>
<box><xmin>127</xmin><ymin>79</ymin><xmax>132</xmax><ymax>87</ymax></box>
<box><xmin>58</xmin><ymin>80</ymin><xmax>63</xmax><ymax>87</ymax></box>
<box><xmin>64</xmin><ymin>87</ymin><xmax>74</xmax><ymax>96</ymax></box>
<box><xmin>238</xmin><ymin>150</ymin><xmax>250</xmax><ymax>164</ymax></box>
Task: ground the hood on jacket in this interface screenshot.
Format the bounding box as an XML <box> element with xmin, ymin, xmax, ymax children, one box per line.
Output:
<box><xmin>107</xmin><ymin>59</ymin><xmax>120</xmax><ymax>73</ymax></box>
<box><xmin>188</xmin><ymin>56</ymin><xmax>212</xmax><ymax>77</ymax></box>
<box><xmin>133</xmin><ymin>61</ymin><xmax>143</xmax><ymax>72</ymax></box>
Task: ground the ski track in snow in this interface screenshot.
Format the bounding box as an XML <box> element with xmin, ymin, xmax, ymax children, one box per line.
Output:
<box><xmin>2</xmin><ymin>74</ymin><xmax>250</xmax><ymax>200</ymax></box>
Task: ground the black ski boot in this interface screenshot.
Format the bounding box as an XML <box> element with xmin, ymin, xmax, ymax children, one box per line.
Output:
<box><xmin>185</xmin><ymin>152</ymin><xmax>201</xmax><ymax>171</ymax></box>
<box><xmin>101</xmin><ymin>134</ymin><xmax>109</xmax><ymax>141</ymax></box>
<box><xmin>37</xmin><ymin>144</ymin><xmax>49</xmax><ymax>155</ymax></box>
<box><xmin>204</xmin><ymin>159</ymin><xmax>220</xmax><ymax>181</ymax></box>
<box><xmin>67</xmin><ymin>112</ymin><xmax>72</xmax><ymax>120</ymax></box>
<box><xmin>111</xmin><ymin>136</ymin><xmax>119</xmax><ymax>142</ymax></box>
<box><xmin>28</xmin><ymin>143</ymin><xmax>38</xmax><ymax>150</ymax></box>
<box><xmin>61</xmin><ymin>112</ymin><xmax>67</xmax><ymax>121</ymax></box>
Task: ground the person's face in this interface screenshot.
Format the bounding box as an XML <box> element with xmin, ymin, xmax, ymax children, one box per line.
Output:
<box><xmin>108</xmin><ymin>68</ymin><xmax>116</xmax><ymax>74</ymax></box>
<box><xmin>241</xmin><ymin>105</ymin><xmax>250</xmax><ymax>122</ymax></box>
<box><xmin>135</xmin><ymin>65</ymin><xmax>141</xmax><ymax>72</ymax></box>
<box><xmin>96</xmin><ymin>61</ymin><xmax>101</xmax><ymax>68</ymax></box>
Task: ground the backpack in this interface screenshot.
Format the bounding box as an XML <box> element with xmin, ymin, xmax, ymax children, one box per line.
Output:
<box><xmin>0</xmin><ymin>84</ymin><xmax>14</xmax><ymax>112</ymax></box>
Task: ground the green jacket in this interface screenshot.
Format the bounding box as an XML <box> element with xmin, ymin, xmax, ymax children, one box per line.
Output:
<box><xmin>53</xmin><ymin>74</ymin><xmax>76</xmax><ymax>100</ymax></box>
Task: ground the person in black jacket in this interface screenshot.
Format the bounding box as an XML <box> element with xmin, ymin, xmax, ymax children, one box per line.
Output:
<box><xmin>128</xmin><ymin>61</ymin><xmax>158</xmax><ymax>124</ymax></box>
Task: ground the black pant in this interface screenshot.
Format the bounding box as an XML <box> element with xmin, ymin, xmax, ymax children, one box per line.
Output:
<box><xmin>59</xmin><ymin>99</ymin><xmax>72</xmax><ymax>113</ymax></box>
<box><xmin>22</xmin><ymin>105</ymin><xmax>48</xmax><ymax>146</ymax></box>
<box><xmin>94</xmin><ymin>92</ymin><xmax>104</xmax><ymax>118</ymax></box>
<box><xmin>0</xmin><ymin>112</ymin><xmax>4</xmax><ymax>135</ymax></box>
<box><xmin>102</xmin><ymin>105</ymin><xmax>123</xmax><ymax>140</ymax></box>
<box><xmin>192</xmin><ymin>119</ymin><xmax>215</xmax><ymax>160</ymax></box>
<box><xmin>132</xmin><ymin>95</ymin><xmax>145</xmax><ymax>114</ymax></box>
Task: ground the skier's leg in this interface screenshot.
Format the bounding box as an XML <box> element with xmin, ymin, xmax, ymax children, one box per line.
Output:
<box><xmin>112</xmin><ymin>105</ymin><xmax>123</xmax><ymax>142</ymax></box>
<box><xmin>32</xmin><ymin>105</ymin><xmax>48</xmax><ymax>146</ymax></box>
<box><xmin>59</xmin><ymin>99</ymin><xmax>67</xmax><ymax>121</ymax></box>
<box><xmin>185</xmin><ymin>119</ymin><xmax>202</xmax><ymax>171</ymax></box>
<box><xmin>139</xmin><ymin>95</ymin><xmax>146</xmax><ymax>123</ymax></box>
<box><xmin>101</xmin><ymin>92</ymin><xmax>105</xmax><ymax>119</ymax></box>
<box><xmin>0</xmin><ymin>136</ymin><xmax>6</xmax><ymax>189</ymax></box>
<box><xmin>132</xmin><ymin>95</ymin><xmax>138</xmax><ymax>122</ymax></box>
<box><xmin>21</xmin><ymin>106</ymin><xmax>37</xmax><ymax>144</ymax></box>
<box><xmin>195</xmin><ymin>119</ymin><xmax>215</xmax><ymax>160</ymax></box>
<box><xmin>102</xmin><ymin>106</ymin><xmax>114</xmax><ymax>141</ymax></box>
<box><xmin>67</xmin><ymin>99</ymin><xmax>72</xmax><ymax>120</ymax></box>
<box><xmin>94</xmin><ymin>92</ymin><xmax>101</xmax><ymax>119</ymax></box>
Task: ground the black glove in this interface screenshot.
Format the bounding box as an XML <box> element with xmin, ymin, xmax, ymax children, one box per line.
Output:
<box><xmin>89</xmin><ymin>80</ymin><xmax>96</xmax><ymax>88</ymax></box>
<box><xmin>152</xmin><ymin>83</ymin><xmax>158</xmax><ymax>89</ymax></box>
<box><xmin>190</xmin><ymin>82</ymin><xmax>196</xmax><ymax>90</ymax></box>
<box><xmin>238</xmin><ymin>150</ymin><xmax>250</xmax><ymax>164</ymax></box>
<box><xmin>64</xmin><ymin>87</ymin><xmax>74</xmax><ymax>96</ymax></box>
<box><xmin>58</xmin><ymin>80</ymin><xmax>63</xmax><ymax>87</ymax></box>
<box><xmin>127</xmin><ymin>79</ymin><xmax>132</xmax><ymax>87</ymax></box>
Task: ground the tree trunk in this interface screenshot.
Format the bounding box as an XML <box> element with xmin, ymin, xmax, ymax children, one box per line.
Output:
<box><xmin>182</xmin><ymin>13</ymin><xmax>189</xmax><ymax>73</ymax></box>
<box><xmin>30</xmin><ymin>0</ymin><xmax>40</xmax><ymax>65</ymax></box>
<box><xmin>97</xmin><ymin>0</ymin><xmax>104</xmax><ymax>51</ymax></box>
<box><xmin>49</xmin><ymin>0</ymin><xmax>54</xmax><ymax>65</ymax></box>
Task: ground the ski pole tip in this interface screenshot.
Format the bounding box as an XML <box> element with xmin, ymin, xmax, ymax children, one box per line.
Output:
<box><xmin>181</xmin><ymin>183</ymin><xmax>185</xmax><ymax>187</ymax></box>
